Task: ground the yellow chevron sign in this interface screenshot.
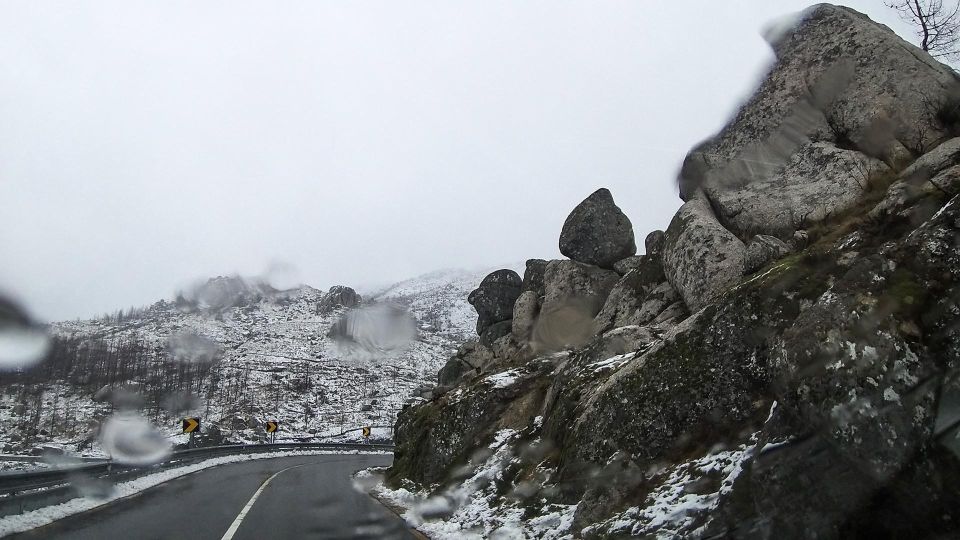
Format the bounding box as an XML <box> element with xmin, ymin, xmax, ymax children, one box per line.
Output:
<box><xmin>182</xmin><ymin>417</ymin><xmax>200</xmax><ymax>433</ymax></box>
<box><xmin>266</xmin><ymin>421</ymin><xmax>279</xmax><ymax>433</ymax></box>
<box><xmin>361</xmin><ymin>426</ymin><xmax>371</xmax><ymax>438</ymax></box>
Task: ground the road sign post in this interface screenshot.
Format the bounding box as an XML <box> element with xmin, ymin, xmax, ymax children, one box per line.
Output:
<box><xmin>182</xmin><ymin>417</ymin><xmax>201</xmax><ymax>449</ymax></box>
<box><xmin>266</xmin><ymin>421</ymin><xmax>278</xmax><ymax>444</ymax></box>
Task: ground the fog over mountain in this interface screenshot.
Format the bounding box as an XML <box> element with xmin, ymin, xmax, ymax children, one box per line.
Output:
<box><xmin>0</xmin><ymin>1</ymin><xmax>913</xmax><ymax>322</ymax></box>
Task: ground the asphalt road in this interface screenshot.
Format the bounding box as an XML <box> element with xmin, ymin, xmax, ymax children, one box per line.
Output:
<box><xmin>12</xmin><ymin>453</ymin><xmax>414</xmax><ymax>540</ymax></box>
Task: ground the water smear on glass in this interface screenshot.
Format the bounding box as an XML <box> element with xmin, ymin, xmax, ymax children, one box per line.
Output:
<box><xmin>99</xmin><ymin>412</ymin><xmax>172</xmax><ymax>466</ymax></box>
<box><xmin>0</xmin><ymin>297</ymin><xmax>51</xmax><ymax>370</ymax></box>
<box><xmin>168</xmin><ymin>331</ymin><xmax>221</xmax><ymax>364</ymax></box>
<box><xmin>328</xmin><ymin>303</ymin><xmax>417</xmax><ymax>360</ymax></box>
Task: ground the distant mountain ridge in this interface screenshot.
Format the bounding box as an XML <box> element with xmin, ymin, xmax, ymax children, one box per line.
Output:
<box><xmin>0</xmin><ymin>265</ymin><xmax>514</xmax><ymax>457</ymax></box>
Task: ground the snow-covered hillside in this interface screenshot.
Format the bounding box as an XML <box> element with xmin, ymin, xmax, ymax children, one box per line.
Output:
<box><xmin>365</xmin><ymin>264</ymin><xmax>524</xmax><ymax>342</ymax></box>
<box><xmin>0</xmin><ymin>267</ymin><xmax>518</xmax><ymax>458</ymax></box>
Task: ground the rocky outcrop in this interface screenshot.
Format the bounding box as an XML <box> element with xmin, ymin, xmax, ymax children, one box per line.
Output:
<box><xmin>317</xmin><ymin>285</ymin><xmax>361</xmax><ymax>313</ymax></box>
<box><xmin>679</xmin><ymin>3</ymin><xmax>959</xmax><ymax>245</ymax></box>
<box><xmin>468</xmin><ymin>269</ymin><xmax>523</xmax><ymax>335</ymax></box>
<box><xmin>389</xmin><ymin>358</ymin><xmax>555</xmax><ymax>486</ymax></box>
<box><xmin>386</xmin><ymin>5</ymin><xmax>960</xmax><ymax>539</ymax></box>
<box><xmin>559</xmin><ymin>189</ymin><xmax>637</xmax><ymax>268</ymax></box>
<box><xmin>663</xmin><ymin>195</ymin><xmax>746</xmax><ymax>312</ymax></box>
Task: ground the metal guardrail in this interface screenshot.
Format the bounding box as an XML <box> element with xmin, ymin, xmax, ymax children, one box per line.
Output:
<box><xmin>0</xmin><ymin>442</ymin><xmax>394</xmax><ymax>518</ymax></box>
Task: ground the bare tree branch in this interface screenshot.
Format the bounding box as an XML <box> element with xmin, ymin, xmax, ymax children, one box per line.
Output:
<box><xmin>887</xmin><ymin>0</ymin><xmax>960</xmax><ymax>60</ymax></box>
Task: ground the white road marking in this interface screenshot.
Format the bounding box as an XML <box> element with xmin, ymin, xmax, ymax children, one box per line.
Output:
<box><xmin>220</xmin><ymin>463</ymin><xmax>311</xmax><ymax>540</ymax></box>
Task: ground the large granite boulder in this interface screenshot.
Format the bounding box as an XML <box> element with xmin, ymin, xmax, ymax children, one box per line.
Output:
<box><xmin>663</xmin><ymin>195</ymin><xmax>746</xmax><ymax>312</ymax></box>
<box><xmin>708</xmin><ymin>142</ymin><xmax>890</xmax><ymax>240</ymax></box>
<box><xmin>317</xmin><ymin>285</ymin><xmax>362</xmax><ymax>313</ymax></box>
<box><xmin>559</xmin><ymin>189</ymin><xmax>637</xmax><ymax>268</ymax></box>
<box><xmin>468</xmin><ymin>269</ymin><xmax>523</xmax><ymax>335</ymax></box>
<box><xmin>679</xmin><ymin>3</ymin><xmax>958</xmax><ymax>237</ymax></box>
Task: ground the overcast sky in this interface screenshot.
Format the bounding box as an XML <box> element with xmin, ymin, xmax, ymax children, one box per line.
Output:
<box><xmin>0</xmin><ymin>1</ymin><xmax>917</xmax><ymax>321</ymax></box>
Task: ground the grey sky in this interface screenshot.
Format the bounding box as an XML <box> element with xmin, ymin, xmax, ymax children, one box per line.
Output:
<box><xmin>0</xmin><ymin>1</ymin><xmax>917</xmax><ymax>321</ymax></box>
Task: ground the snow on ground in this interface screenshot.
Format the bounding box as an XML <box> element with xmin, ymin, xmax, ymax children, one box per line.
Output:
<box><xmin>587</xmin><ymin>353</ymin><xmax>635</xmax><ymax>374</ymax></box>
<box><xmin>483</xmin><ymin>370</ymin><xmax>520</xmax><ymax>390</ymax></box>
<box><xmin>359</xmin><ymin>429</ymin><xmax>577</xmax><ymax>540</ymax></box>
<box><xmin>5</xmin><ymin>266</ymin><xmax>508</xmax><ymax>456</ymax></box>
<box><xmin>585</xmin><ymin>437</ymin><xmax>759</xmax><ymax>538</ymax></box>
<box><xmin>0</xmin><ymin>449</ymin><xmax>390</xmax><ymax>537</ymax></box>
<box><xmin>0</xmin><ymin>461</ymin><xmax>51</xmax><ymax>472</ymax></box>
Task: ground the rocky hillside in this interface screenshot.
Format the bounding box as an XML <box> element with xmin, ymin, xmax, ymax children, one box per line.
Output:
<box><xmin>378</xmin><ymin>5</ymin><xmax>960</xmax><ymax>538</ymax></box>
<box><xmin>0</xmin><ymin>267</ymin><xmax>510</xmax><ymax>457</ymax></box>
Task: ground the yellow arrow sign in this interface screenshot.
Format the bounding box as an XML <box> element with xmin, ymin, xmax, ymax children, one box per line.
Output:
<box><xmin>361</xmin><ymin>426</ymin><xmax>371</xmax><ymax>438</ymax></box>
<box><xmin>182</xmin><ymin>417</ymin><xmax>200</xmax><ymax>433</ymax></box>
<box><xmin>266</xmin><ymin>421</ymin><xmax>279</xmax><ymax>433</ymax></box>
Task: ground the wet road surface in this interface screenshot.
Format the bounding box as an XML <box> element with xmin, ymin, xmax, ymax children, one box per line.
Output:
<box><xmin>13</xmin><ymin>453</ymin><xmax>413</xmax><ymax>540</ymax></box>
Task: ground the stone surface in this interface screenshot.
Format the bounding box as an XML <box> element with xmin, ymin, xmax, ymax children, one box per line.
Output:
<box><xmin>521</xmin><ymin>259</ymin><xmax>548</xmax><ymax>298</ymax></box>
<box><xmin>679</xmin><ymin>4</ymin><xmax>959</xmax><ymax>202</ymax></box>
<box><xmin>559</xmin><ymin>189</ymin><xmax>637</xmax><ymax>268</ymax></box>
<box><xmin>532</xmin><ymin>296</ymin><xmax>602</xmax><ymax>351</ymax></box>
<box><xmin>634</xmin><ymin>281</ymin><xmax>681</xmax><ymax>325</ymax></box>
<box><xmin>317</xmin><ymin>285</ymin><xmax>362</xmax><ymax>313</ymax></box>
<box><xmin>511</xmin><ymin>290</ymin><xmax>540</xmax><ymax>342</ymax></box>
<box><xmin>663</xmin><ymin>195</ymin><xmax>747</xmax><ymax>312</ymax></box>
<box><xmin>592</xmin><ymin>268</ymin><xmax>668</xmax><ymax>334</ymax></box>
<box><xmin>437</xmin><ymin>357</ymin><xmax>469</xmax><ymax>387</ymax></box>
<box><xmin>678</xmin><ymin>3</ymin><xmax>957</xmax><ymax>244</ymax></box>
<box><xmin>644</xmin><ymin>230</ymin><xmax>666</xmax><ymax>258</ymax></box>
<box><xmin>900</xmin><ymin>136</ymin><xmax>960</xmax><ymax>181</ymax></box>
<box><xmin>611</xmin><ymin>255</ymin><xmax>643</xmax><ymax>276</ymax></box>
<box><xmin>479</xmin><ymin>319</ymin><xmax>512</xmax><ymax>348</ymax></box>
<box><xmin>468</xmin><ymin>269</ymin><xmax>523</xmax><ymax>335</ymax></box>
<box><xmin>707</xmin><ymin>142</ymin><xmax>890</xmax><ymax>240</ymax></box>
<box><xmin>745</xmin><ymin>234</ymin><xmax>793</xmax><ymax>273</ymax></box>
<box><xmin>870</xmin><ymin>139</ymin><xmax>960</xmax><ymax>222</ymax></box>
<box><xmin>389</xmin><ymin>360</ymin><xmax>553</xmax><ymax>486</ymax></box>
<box><xmin>453</xmin><ymin>340</ymin><xmax>494</xmax><ymax>373</ymax></box>
<box><xmin>541</xmin><ymin>260</ymin><xmax>619</xmax><ymax>317</ymax></box>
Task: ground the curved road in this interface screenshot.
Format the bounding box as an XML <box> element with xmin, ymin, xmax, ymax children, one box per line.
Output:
<box><xmin>12</xmin><ymin>453</ymin><xmax>414</xmax><ymax>540</ymax></box>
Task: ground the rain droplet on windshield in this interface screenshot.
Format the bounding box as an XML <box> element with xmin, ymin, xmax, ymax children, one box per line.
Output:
<box><xmin>168</xmin><ymin>331</ymin><xmax>221</xmax><ymax>364</ymax></box>
<box><xmin>328</xmin><ymin>303</ymin><xmax>417</xmax><ymax>359</ymax></box>
<box><xmin>0</xmin><ymin>296</ymin><xmax>51</xmax><ymax>370</ymax></box>
<box><xmin>99</xmin><ymin>412</ymin><xmax>172</xmax><ymax>466</ymax></box>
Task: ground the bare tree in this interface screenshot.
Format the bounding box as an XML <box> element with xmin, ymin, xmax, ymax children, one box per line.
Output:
<box><xmin>887</xmin><ymin>0</ymin><xmax>960</xmax><ymax>60</ymax></box>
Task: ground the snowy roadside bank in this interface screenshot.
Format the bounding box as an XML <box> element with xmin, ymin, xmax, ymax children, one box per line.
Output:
<box><xmin>354</xmin><ymin>429</ymin><xmax>577</xmax><ymax>540</ymax></box>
